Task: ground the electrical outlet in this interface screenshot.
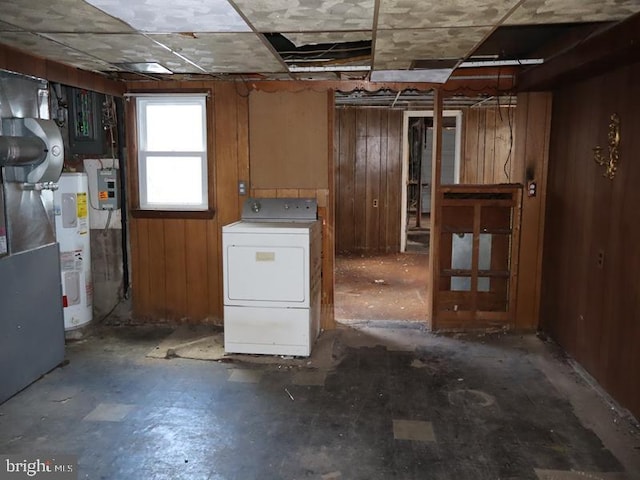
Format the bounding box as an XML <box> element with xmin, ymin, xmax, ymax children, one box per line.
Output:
<box><xmin>596</xmin><ymin>250</ymin><xmax>605</xmax><ymax>269</ymax></box>
<box><xmin>373</xmin><ymin>199</ymin><xmax>378</xmax><ymax>208</ymax></box>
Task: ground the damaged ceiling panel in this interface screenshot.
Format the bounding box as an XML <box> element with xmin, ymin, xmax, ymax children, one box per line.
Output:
<box><xmin>377</xmin><ymin>0</ymin><xmax>521</xmax><ymax>29</ymax></box>
<box><xmin>335</xmin><ymin>90</ymin><xmax>518</xmax><ymax>109</ymax></box>
<box><xmin>84</xmin><ymin>0</ymin><xmax>251</xmax><ymax>33</ymax></box>
<box><xmin>283</xmin><ymin>32</ymin><xmax>372</xmax><ymax>48</ymax></box>
<box><xmin>0</xmin><ymin>0</ymin><xmax>134</xmax><ymax>33</ymax></box>
<box><xmin>266</xmin><ymin>33</ymin><xmax>371</xmax><ymax>69</ymax></box>
<box><xmin>0</xmin><ymin>0</ymin><xmax>637</xmax><ymax>83</ymax></box>
<box><xmin>0</xmin><ymin>32</ymin><xmax>119</xmax><ymax>72</ymax></box>
<box><xmin>0</xmin><ymin>21</ymin><xmax>21</xmax><ymax>32</ymax></box>
<box><xmin>231</xmin><ymin>0</ymin><xmax>375</xmax><ymax>32</ymax></box>
<box><xmin>374</xmin><ymin>27</ymin><xmax>493</xmax><ymax>69</ymax></box>
<box><xmin>471</xmin><ymin>23</ymin><xmax>605</xmax><ymax>60</ymax></box>
<box><xmin>148</xmin><ymin>33</ymin><xmax>286</xmax><ymax>73</ymax></box>
<box><xmin>44</xmin><ymin>33</ymin><xmax>194</xmax><ymax>72</ymax></box>
<box><xmin>505</xmin><ymin>0</ymin><xmax>640</xmax><ymax>24</ymax></box>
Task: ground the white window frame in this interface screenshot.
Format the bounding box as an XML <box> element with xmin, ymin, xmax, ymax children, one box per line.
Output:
<box><xmin>136</xmin><ymin>94</ymin><xmax>208</xmax><ymax>211</ymax></box>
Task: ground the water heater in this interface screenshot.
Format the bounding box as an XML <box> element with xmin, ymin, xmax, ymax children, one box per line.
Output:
<box><xmin>53</xmin><ymin>173</ymin><xmax>93</xmax><ymax>330</ymax></box>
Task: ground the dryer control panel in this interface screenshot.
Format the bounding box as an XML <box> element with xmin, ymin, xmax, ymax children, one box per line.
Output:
<box><xmin>241</xmin><ymin>197</ymin><xmax>317</xmax><ymax>221</ymax></box>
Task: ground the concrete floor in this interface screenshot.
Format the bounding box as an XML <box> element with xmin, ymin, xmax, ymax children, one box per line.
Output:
<box><xmin>1</xmin><ymin>323</ymin><xmax>639</xmax><ymax>479</ymax></box>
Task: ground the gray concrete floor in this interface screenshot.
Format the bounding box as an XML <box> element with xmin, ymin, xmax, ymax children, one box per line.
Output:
<box><xmin>1</xmin><ymin>323</ymin><xmax>639</xmax><ymax>480</ymax></box>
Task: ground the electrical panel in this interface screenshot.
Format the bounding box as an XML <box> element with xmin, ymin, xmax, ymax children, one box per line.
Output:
<box><xmin>67</xmin><ymin>87</ymin><xmax>106</xmax><ymax>155</ymax></box>
<box><xmin>97</xmin><ymin>168</ymin><xmax>120</xmax><ymax>210</ymax></box>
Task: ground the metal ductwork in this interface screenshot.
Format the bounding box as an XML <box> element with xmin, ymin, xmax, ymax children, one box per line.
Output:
<box><xmin>0</xmin><ymin>135</ymin><xmax>46</xmax><ymax>166</ymax></box>
<box><xmin>0</xmin><ymin>117</ymin><xmax>64</xmax><ymax>184</ymax></box>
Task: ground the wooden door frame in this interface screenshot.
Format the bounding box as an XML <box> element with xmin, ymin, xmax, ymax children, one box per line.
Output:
<box><xmin>400</xmin><ymin>109</ymin><xmax>462</xmax><ymax>252</ymax></box>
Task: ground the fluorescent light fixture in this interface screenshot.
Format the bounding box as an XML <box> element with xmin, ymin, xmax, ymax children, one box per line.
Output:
<box><xmin>288</xmin><ymin>65</ymin><xmax>371</xmax><ymax>73</ymax></box>
<box><xmin>116</xmin><ymin>62</ymin><xmax>173</xmax><ymax>74</ymax></box>
<box><xmin>370</xmin><ymin>69</ymin><xmax>454</xmax><ymax>83</ymax></box>
<box><xmin>460</xmin><ymin>59</ymin><xmax>543</xmax><ymax>67</ymax></box>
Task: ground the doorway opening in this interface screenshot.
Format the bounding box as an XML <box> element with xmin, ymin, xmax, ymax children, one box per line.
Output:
<box><xmin>333</xmin><ymin>107</ymin><xmax>462</xmax><ymax>324</ymax></box>
<box><xmin>400</xmin><ymin>110</ymin><xmax>462</xmax><ymax>254</ymax></box>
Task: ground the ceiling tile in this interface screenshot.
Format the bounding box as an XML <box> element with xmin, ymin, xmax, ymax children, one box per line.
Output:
<box><xmin>0</xmin><ymin>32</ymin><xmax>118</xmax><ymax>71</ymax></box>
<box><xmin>0</xmin><ymin>0</ymin><xmax>134</xmax><ymax>33</ymax></box>
<box><xmin>85</xmin><ymin>0</ymin><xmax>251</xmax><ymax>33</ymax></box>
<box><xmin>0</xmin><ymin>21</ymin><xmax>21</xmax><ymax>32</ymax></box>
<box><xmin>505</xmin><ymin>0</ymin><xmax>640</xmax><ymax>25</ymax></box>
<box><xmin>149</xmin><ymin>33</ymin><xmax>286</xmax><ymax>73</ymax></box>
<box><xmin>374</xmin><ymin>27</ymin><xmax>492</xmax><ymax>69</ymax></box>
<box><xmin>377</xmin><ymin>0</ymin><xmax>521</xmax><ymax>29</ymax></box>
<box><xmin>232</xmin><ymin>0</ymin><xmax>375</xmax><ymax>32</ymax></box>
<box><xmin>44</xmin><ymin>33</ymin><xmax>193</xmax><ymax>72</ymax></box>
<box><xmin>283</xmin><ymin>31</ymin><xmax>371</xmax><ymax>47</ymax></box>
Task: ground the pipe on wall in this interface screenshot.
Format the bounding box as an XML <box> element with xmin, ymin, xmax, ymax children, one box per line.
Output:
<box><xmin>0</xmin><ymin>135</ymin><xmax>46</xmax><ymax>167</ymax></box>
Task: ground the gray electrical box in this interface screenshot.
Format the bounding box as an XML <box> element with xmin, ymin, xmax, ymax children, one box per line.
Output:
<box><xmin>97</xmin><ymin>168</ymin><xmax>120</xmax><ymax>210</ymax></box>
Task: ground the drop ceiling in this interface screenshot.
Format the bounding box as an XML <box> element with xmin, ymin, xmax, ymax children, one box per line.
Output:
<box><xmin>0</xmin><ymin>0</ymin><xmax>638</xmax><ymax>84</ymax></box>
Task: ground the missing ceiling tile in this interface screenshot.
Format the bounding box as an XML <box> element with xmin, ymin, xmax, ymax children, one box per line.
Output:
<box><xmin>410</xmin><ymin>59</ymin><xmax>459</xmax><ymax>69</ymax></box>
<box><xmin>265</xmin><ymin>33</ymin><xmax>371</xmax><ymax>67</ymax></box>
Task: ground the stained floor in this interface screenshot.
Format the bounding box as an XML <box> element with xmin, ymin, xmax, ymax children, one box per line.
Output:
<box><xmin>1</xmin><ymin>324</ymin><xmax>639</xmax><ymax>480</ymax></box>
<box><xmin>335</xmin><ymin>253</ymin><xmax>429</xmax><ymax>322</ymax></box>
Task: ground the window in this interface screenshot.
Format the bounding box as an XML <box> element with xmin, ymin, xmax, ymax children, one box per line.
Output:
<box><xmin>136</xmin><ymin>95</ymin><xmax>208</xmax><ymax>210</ymax></box>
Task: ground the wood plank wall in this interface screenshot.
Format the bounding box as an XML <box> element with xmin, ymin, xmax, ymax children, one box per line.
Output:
<box><xmin>126</xmin><ymin>83</ymin><xmax>336</xmax><ymax>329</ymax></box>
<box><xmin>512</xmin><ymin>93</ymin><xmax>552</xmax><ymax>331</ymax></box>
<box><xmin>541</xmin><ymin>62</ymin><xmax>640</xmax><ymax>419</ymax></box>
<box><xmin>126</xmin><ymin>81</ymin><xmax>248</xmax><ymax>324</ymax></box>
<box><xmin>457</xmin><ymin>98</ymin><xmax>552</xmax><ymax>332</ymax></box>
<box><xmin>0</xmin><ymin>44</ymin><xmax>123</xmax><ymax>96</ymax></box>
<box><xmin>461</xmin><ymin>106</ymin><xmax>516</xmax><ymax>184</ymax></box>
<box><xmin>334</xmin><ymin>107</ymin><xmax>403</xmax><ymax>253</ymax></box>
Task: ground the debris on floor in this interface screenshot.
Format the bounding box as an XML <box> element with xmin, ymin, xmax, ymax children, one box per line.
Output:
<box><xmin>0</xmin><ymin>323</ymin><xmax>638</xmax><ymax>479</ymax></box>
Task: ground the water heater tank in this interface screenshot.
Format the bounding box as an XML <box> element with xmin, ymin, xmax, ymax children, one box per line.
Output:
<box><xmin>53</xmin><ymin>173</ymin><xmax>92</xmax><ymax>330</ymax></box>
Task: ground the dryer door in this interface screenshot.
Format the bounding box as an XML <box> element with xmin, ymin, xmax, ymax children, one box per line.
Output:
<box><xmin>223</xmin><ymin>227</ymin><xmax>312</xmax><ymax>308</ymax></box>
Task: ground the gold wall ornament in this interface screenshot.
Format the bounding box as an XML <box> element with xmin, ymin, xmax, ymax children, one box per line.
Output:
<box><xmin>593</xmin><ymin>113</ymin><xmax>621</xmax><ymax>180</ymax></box>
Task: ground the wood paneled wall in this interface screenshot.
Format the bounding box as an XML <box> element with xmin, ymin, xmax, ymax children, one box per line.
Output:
<box><xmin>126</xmin><ymin>81</ymin><xmax>248</xmax><ymax>324</ymax></box>
<box><xmin>126</xmin><ymin>83</ymin><xmax>336</xmax><ymax>329</ymax></box>
<box><xmin>512</xmin><ymin>92</ymin><xmax>552</xmax><ymax>331</ymax></box>
<box><xmin>461</xmin><ymin>106</ymin><xmax>516</xmax><ymax>184</ymax></box>
<box><xmin>334</xmin><ymin>107</ymin><xmax>403</xmax><ymax>253</ymax></box>
<box><xmin>455</xmin><ymin>97</ymin><xmax>551</xmax><ymax>331</ymax></box>
<box><xmin>0</xmin><ymin>44</ymin><xmax>123</xmax><ymax>96</ymax></box>
<box><xmin>541</xmin><ymin>62</ymin><xmax>640</xmax><ymax>419</ymax></box>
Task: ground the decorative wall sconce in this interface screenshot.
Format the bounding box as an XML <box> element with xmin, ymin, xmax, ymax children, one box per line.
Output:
<box><xmin>593</xmin><ymin>113</ymin><xmax>620</xmax><ymax>180</ymax></box>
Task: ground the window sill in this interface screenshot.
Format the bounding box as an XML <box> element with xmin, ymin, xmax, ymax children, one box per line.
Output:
<box><xmin>130</xmin><ymin>209</ymin><xmax>216</xmax><ymax>220</ymax></box>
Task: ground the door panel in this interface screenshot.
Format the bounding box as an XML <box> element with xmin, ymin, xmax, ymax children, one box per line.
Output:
<box><xmin>227</xmin><ymin>245</ymin><xmax>305</xmax><ymax>303</ymax></box>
